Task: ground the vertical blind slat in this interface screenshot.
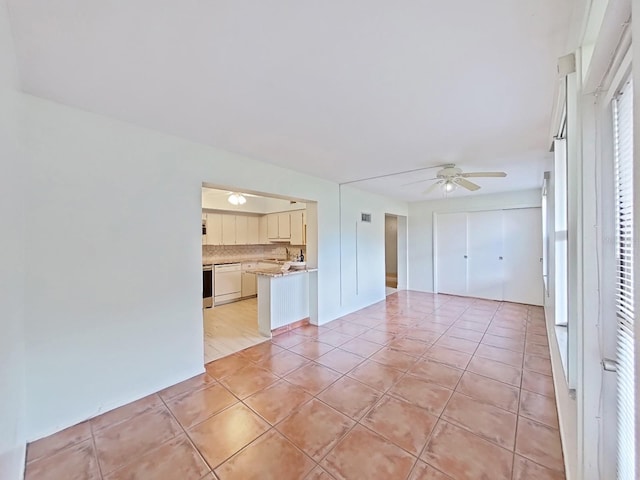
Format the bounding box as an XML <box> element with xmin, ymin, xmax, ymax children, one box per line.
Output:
<box><xmin>613</xmin><ymin>79</ymin><xmax>636</xmax><ymax>480</ymax></box>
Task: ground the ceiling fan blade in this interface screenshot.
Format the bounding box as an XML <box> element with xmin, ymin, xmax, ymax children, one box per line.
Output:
<box><xmin>422</xmin><ymin>181</ymin><xmax>443</xmax><ymax>195</ymax></box>
<box><xmin>461</xmin><ymin>172</ymin><xmax>507</xmax><ymax>178</ymax></box>
<box><xmin>454</xmin><ymin>178</ymin><xmax>481</xmax><ymax>191</ymax></box>
<box><xmin>401</xmin><ymin>177</ymin><xmax>438</xmax><ymax>187</ymax></box>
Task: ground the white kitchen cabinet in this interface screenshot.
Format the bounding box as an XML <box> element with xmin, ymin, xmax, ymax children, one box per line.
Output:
<box><xmin>247</xmin><ymin>216</ymin><xmax>260</xmax><ymax>244</ymax></box>
<box><xmin>267</xmin><ymin>212</ymin><xmax>292</xmax><ymax>240</ymax></box>
<box><xmin>221</xmin><ymin>214</ymin><xmax>236</xmax><ymax>245</ymax></box>
<box><xmin>242</xmin><ymin>272</ymin><xmax>257</xmax><ymax>297</ymax></box>
<box><xmin>205</xmin><ymin>213</ymin><xmax>281</xmax><ymax>246</ymax></box>
<box><xmin>290</xmin><ymin>210</ymin><xmax>305</xmax><ymax>245</ymax></box>
<box><xmin>259</xmin><ymin>215</ymin><xmax>269</xmax><ymax>244</ymax></box>
<box><xmin>205</xmin><ymin>213</ymin><xmax>222</xmax><ymax>246</ymax></box>
<box><xmin>267</xmin><ymin>214</ymin><xmax>279</xmax><ymax>239</ymax></box>
<box><xmin>278</xmin><ymin>212</ymin><xmax>291</xmax><ymax>239</ymax></box>
<box><xmin>235</xmin><ymin>216</ymin><xmax>248</xmax><ymax>245</ymax></box>
<box><xmin>434</xmin><ymin>208</ymin><xmax>543</xmax><ymax>305</ymax></box>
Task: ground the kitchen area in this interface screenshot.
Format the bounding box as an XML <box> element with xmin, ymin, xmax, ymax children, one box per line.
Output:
<box><xmin>201</xmin><ymin>187</ymin><xmax>314</xmax><ymax>362</ymax></box>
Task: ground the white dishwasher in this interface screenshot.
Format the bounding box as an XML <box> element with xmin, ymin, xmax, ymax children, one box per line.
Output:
<box><xmin>214</xmin><ymin>263</ymin><xmax>242</xmax><ymax>306</ymax></box>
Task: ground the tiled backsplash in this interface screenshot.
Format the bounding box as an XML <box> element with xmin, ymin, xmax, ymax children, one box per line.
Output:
<box><xmin>202</xmin><ymin>244</ymin><xmax>306</xmax><ymax>264</ymax></box>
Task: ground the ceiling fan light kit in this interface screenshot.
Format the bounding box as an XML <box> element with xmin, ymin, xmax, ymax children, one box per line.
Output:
<box><xmin>443</xmin><ymin>180</ymin><xmax>457</xmax><ymax>192</ymax></box>
<box><xmin>411</xmin><ymin>164</ymin><xmax>507</xmax><ymax>196</ymax></box>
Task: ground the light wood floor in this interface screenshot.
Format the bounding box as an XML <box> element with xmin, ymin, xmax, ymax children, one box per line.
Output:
<box><xmin>203</xmin><ymin>297</ymin><xmax>269</xmax><ymax>363</ymax></box>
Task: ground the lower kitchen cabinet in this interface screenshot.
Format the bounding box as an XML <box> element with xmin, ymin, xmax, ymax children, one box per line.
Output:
<box><xmin>242</xmin><ymin>271</ymin><xmax>257</xmax><ymax>297</ymax></box>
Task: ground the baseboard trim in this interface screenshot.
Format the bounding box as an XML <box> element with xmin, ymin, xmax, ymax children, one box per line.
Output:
<box><xmin>271</xmin><ymin>317</ymin><xmax>310</xmax><ymax>336</ymax></box>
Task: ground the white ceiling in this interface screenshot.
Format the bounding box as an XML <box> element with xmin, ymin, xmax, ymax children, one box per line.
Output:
<box><xmin>7</xmin><ymin>0</ymin><xmax>574</xmax><ymax>201</ymax></box>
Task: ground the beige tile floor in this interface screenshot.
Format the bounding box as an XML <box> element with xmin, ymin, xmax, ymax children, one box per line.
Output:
<box><xmin>203</xmin><ymin>298</ymin><xmax>268</xmax><ymax>363</ymax></box>
<box><xmin>26</xmin><ymin>291</ymin><xmax>565</xmax><ymax>480</ymax></box>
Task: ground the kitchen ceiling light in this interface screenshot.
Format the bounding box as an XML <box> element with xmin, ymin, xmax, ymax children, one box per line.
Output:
<box><xmin>228</xmin><ymin>192</ymin><xmax>247</xmax><ymax>205</ymax></box>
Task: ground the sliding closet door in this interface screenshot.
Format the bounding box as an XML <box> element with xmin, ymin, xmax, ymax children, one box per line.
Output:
<box><xmin>467</xmin><ymin>210</ymin><xmax>504</xmax><ymax>300</ymax></box>
<box><xmin>435</xmin><ymin>212</ymin><xmax>468</xmax><ymax>296</ymax></box>
<box><xmin>502</xmin><ymin>207</ymin><xmax>543</xmax><ymax>305</ymax></box>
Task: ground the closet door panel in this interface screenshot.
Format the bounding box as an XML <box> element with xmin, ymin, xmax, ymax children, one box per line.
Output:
<box><xmin>502</xmin><ymin>208</ymin><xmax>543</xmax><ymax>305</ymax></box>
<box><xmin>467</xmin><ymin>210</ymin><xmax>504</xmax><ymax>301</ymax></box>
<box><xmin>435</xmin><ymin>213</ymin><xmax>468</xmax><ymax>296</ymax></box>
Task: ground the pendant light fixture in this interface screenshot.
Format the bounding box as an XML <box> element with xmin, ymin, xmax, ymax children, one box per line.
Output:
<box><xmin>227</xmin><ymin>192</ymin><xmax>247</xmax><ymax>205</ymax></box>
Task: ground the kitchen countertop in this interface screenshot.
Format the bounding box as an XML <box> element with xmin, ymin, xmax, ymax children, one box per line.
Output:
<box><xmin>250</xmin><ymin>267</ymin><xmax>318</xmax><ymax>277</ymax></box>
<box><xmin>202</xmin><ymin>257</ymin><xmax>286</xmax><ymax>266</ymax></box>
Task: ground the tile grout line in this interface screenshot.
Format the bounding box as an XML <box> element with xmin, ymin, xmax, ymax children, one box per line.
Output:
<box><xmin>284</xmin><ymin>293</ymin><xmax>462</xmax><ymax>479</ymax></box>
<box><xmin>158</xmin><ymin>381</ymin><xmax>245</xmax><ymax>477</ymax></box>
<box><xmin>230</xmin><ymin>341</ymin><xmax>327</xmax><ymax>472</ymax></box>
<box><xmin>507</xmin><ymin>304</ymin><xmax>528</xmax><ymax>480</ymax></box>
<box><xmin>412</xmin><ymin>296</ymin><xmax>499</xmax><ymax>477</ymax></box>
<box><xmin>30</xmin><ymin>294</ymin><xmax>564</xmax><ymax>480</ymax></box>
<box><xmin>340</xmin><ymin>294</ymin><xmax>462</xmax><ymax>479</ymax></box>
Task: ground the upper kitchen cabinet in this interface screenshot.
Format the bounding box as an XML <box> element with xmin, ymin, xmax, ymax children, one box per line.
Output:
<box><xmin>205</xmin><ymin>213</ymin><xmax>222</xmax><ymax>245</ymax></box>
<box><xmin>205</xmin><ymin>210</ymin><xmax>300</xmax><ymax>245</ymax></box>
<box><xmin>290</xmin><ymin>210</ymin><xmax>306</xmax><ymax>245</ymax></box>
<box><xmin>267</xmin><ymin>214</ymin><xmax>279</xmax><ymax>239</ymax></box>
<box><xmin>277</xmin><ymin>212</ymin><xmax>291</xmax><ymax>239</ymax></box>
<box><xmin>235</xmin><ymin>215</ymin><xmax>248</xmax><ymax>245</ymax></box>
<box><xmin>207</xmin><ymin>213</ymin><xmax>261</xmax><ymax>245</ymax></box>
<box><xmin>266</xmin><ymin>210</ymin><xmax>306</xmax><ymax>243</ymax></box>
<box><xmin>221</xmin><ymin>214</ymin><xmax>236</xmax><ymax>245</ymax></box>
<box><xmin>268</xmin><ymin>212</ymin><xmax>292</xmax><ymax>240</ymax></box>
<box><xmin>247</xmin><ymin>216</ymin><xmax>260</xmax><ymax>244</ymax></box>
<box><xmin>259</xmin><ymin>215</ymin><xmax>269</xmax><ymax>244</ymax></box>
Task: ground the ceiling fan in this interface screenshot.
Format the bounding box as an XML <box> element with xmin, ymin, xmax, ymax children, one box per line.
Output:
<box><xmin>404</xmin><ymin>164</ymin><xmax>507</xmax><ymax>194</ymax></box>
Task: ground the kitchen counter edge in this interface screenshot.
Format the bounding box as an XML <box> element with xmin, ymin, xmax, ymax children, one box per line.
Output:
<box><xmin>249</xmin><ymin>267</ymin><xmax>318</xmax><ymax>277</ymax></box>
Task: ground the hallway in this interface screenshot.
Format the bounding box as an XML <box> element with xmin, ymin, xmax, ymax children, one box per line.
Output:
<box><xmin>25</xmin><ymin>291</ymin><xmax>563</xmax><ymax>480</ymax></box>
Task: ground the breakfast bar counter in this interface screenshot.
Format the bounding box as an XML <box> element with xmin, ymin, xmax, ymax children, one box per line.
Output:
<box><xmin>252</xmin><ymin>268</ymin><xmax>317</xmax><ymax>336</ymax></box>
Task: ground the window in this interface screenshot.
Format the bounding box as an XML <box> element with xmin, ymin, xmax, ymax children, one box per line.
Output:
<box><xmin>555</xmin><ymin>136</ymin><xmax>568</xmax><ymax>328</ymax></box>
<box><xmin>613</xmin><ymin>78</ymin><xmax>635</xmax><ymax>480</ymax></box>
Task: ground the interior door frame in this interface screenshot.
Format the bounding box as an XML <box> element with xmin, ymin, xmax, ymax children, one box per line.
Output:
<box><xmin>382</xmin><ymin>213</ymin><xmax>408</xmax><ymax>292</ymax></box>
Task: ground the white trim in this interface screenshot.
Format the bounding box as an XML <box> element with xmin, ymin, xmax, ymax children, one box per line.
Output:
<box><xmin>602</xmin><ymin>45</ymin><xmax>632</xmax><ymax>106</ymax></box>
<box><xmin>549</xmin><ymin>77</ymin><xmax>568</xmax><ymax>147</ymax></box>
<box><xmin>582</xmin><ymin>0</ymin><xmax>631</xmax><ymax>95</ymax></box>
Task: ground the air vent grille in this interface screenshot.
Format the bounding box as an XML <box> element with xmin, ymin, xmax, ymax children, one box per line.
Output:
<box><xmin>361</xmin><ymin>213</ymin><xmax>371</xmax><ymax>223</ymax></box>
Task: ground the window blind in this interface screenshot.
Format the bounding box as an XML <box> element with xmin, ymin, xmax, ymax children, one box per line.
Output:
<box><xmin>613</xmin><ymin>78</ymin><xmax>635</xmax><ymax>480</ymax></box>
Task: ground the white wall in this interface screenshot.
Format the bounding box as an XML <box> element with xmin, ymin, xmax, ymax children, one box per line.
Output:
<box><xmin>407</xmin><ymin>189</ymin><xmax>542</xmax><ymax>292</ymax></box>
<box><xmin>339</xmin><ymin>186</ymin><xmax>407</xmax><ymax>314</ymax></box>
<box><xmin>0</xmin><ymin>0</ymin><xmax>27</xmax><ymax>478</ymax></box>
<box><xmin>18</xmin><ymin>92</ymin><xmax>407</xmax><ymax>441</ymax></box>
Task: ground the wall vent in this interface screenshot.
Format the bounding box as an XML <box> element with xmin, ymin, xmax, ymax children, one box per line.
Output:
<box><xmin>361</xmin><ymin>213</ymin><xmax>371</xmax><ymax>223</ymax></box>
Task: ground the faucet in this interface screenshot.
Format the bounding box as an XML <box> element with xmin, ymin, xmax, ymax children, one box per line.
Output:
<box><xmin>285</xmin><ymin>247</ymin><xmax>289</xmax><ymax>260</ymax></box>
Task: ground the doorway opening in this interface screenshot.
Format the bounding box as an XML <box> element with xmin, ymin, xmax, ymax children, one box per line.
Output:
<box><xmin>385</xmin><ymin>215</ymin><xmax>398</xmax><ymax>294</ymax></box>
<box><xmin>385</xmin><ymin>214</ymin><xmax>407</xmax><ymax>295</ymax></box>
<box><xmin>201</xmin><ymin>184</ymin><xmax>317</xmax><ymax>364</ymax></box>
